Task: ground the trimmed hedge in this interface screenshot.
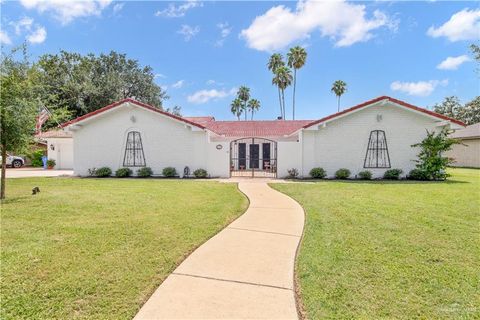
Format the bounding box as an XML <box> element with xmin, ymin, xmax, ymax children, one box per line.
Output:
<box><xmin>193</xmin><ymin>168</ymin><xmax>208</xmax><ymax>178</ymax></box>
<box><xmin>408</xmin><ymin>169</ymin><xmax>429</xmax><ymax>180</ymax></box>
<box><xmin>358</xmin><ymin>170</ymin><xmax>372</xmax><ymax>180</ymax></box>
<box><xmin>137</xmin><ymin>167</ymin><xmax>153</xmax><ymax>177</ymax></box>
<box><xmin>335</xmin><ymin>168</ymin><xmax>351</xmax><ymax>179</ymax></box>
<box><xmin>95</xmin><ymin>167</ymin><xmax>112</xmax><ymax>177</ymax></box>
<box><xmin>115</xmin><ymin>167</ymin><xmax>132</xmax><ymax>178</ymax></box>
<box><xmin>162</xmin><ymin>167</ymin><xmax>177</xmax><ymax>177</ymax></box>
<box><xmin>310</xmin><ymin>167</ymin><xmax>327</xmax><ymax>179</ymax></box>
<box><xmin>384</xmin><ymin>169</ymin><xmax>403</xmax><ymax>180</ymax></box>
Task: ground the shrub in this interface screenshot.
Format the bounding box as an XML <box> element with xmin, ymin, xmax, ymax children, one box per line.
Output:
<box><xmin>46</xmin><ymin>159</ymin><xmax>56</xmax><ymax>168</ymax></box>
<box><xmin>30</xmin><ymin>150</ymin><xmax>44</xmax><ymax>167</ymax></box>
<box><xmin>335</xmin><ymin>168</ymin><xmax>351</xmax><ymax>179</ymax></box>
<box><xmin>115</xmin><ymin>167</ymin><xmax>132</xmax><ymax>178</ymax></box>
<box><xmin>137</xmin><ymin>167</ymin><xmax>153</xmax><ymax>177</ymax></box>
<box><xmin>408</xmin><ymin>169</ymin><xmax>430</xmax><ymax>180</ymax></box>
<box><xmin>309</xmin><ymin>167</ymin><xmax>327</xmax><ymax>179</ymax></box>
<box><xmin>193</xmin><ymin>168</ymin><xmax>208</xmax><ymax>178</ymax></box>
<box><xmin>87</xmin><ymin>168</ymin><xmax>97</xmax><ymax>176</ymax></box>
<box><xmin>383</xmin><ymin>169</ymin><xmax>403</xmax><ymax>180</ymax></box>
<box><xmin>358</xmin><ymin>170</ymin><xmax>372</xmax><ymax>180</ymax></box>
<box><xmin>162</xmin><ymin>167</ymin><xmax>177</xmax><ymax>177</ymax></box>
<box><xmin>95</xmin><ymin>167</ymin><xmax>112</xmax><ymax>177</ymax></box>
<box><xmin>287</xmin><ymin>168</ymin><xmax>299</xmax><ymax>179</ymax></box>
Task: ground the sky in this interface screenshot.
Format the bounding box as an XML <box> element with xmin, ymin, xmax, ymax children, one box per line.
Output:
<box><xmin>1</xmin><ymin>0</ymin><xmax>479</xmax><ymax>120</ymax></box>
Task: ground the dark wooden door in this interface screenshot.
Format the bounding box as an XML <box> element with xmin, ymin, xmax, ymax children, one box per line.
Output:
<box><xmin>249</xmin><ymin>144</ymin><xmax>259</xmax><ymax>169</ymax></box>
<box><xmin>262</xmin><ymin>143</ymin><xmax>271</xmax><ymax>169</ymax></box>
<box><xmin>238</xmin><ymin>143</ymin><xmax>246</xmax><ymax>169</ymax></box>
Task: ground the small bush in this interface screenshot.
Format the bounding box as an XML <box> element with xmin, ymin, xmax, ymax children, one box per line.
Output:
<box><xmin>287</xmin><ymin>168</ymin><xmax>299</xmax><ymax>179</ymax></box>
<box><xmin>115</xmin><ymin>167</ymin><xmax>132</xmax><ymax>178</ymax></box>
<box><xmin>137</xmin><ymin>167</ymin><xmax>153</xmax><ymax>177</ymax></box>
<box><xmin>30</xmin><ymin>150</ymin><xmax>44</xmax><ymax>167</ymax></box>
<box><xmin>310</xmin><ymin>167</ymin><xmax>327</xmax><ymax>179</ymax></box>
<box><xmin>408</xmin><ymin>169</ymin><xmax>430</xmax><ymax>180</ymax></box>
<box><xmin>335</xmin><ymin>168</ymin><xmax>351</xmax><ymax>179</ymax></box>
<box><xmin>46</xmin><ymin>159</ymin><xmax>56</xmax><ymax>167</ymax></box>
<box><xmin>383</xmin><ymin>169</ymin><xmax>403</xmax><ymax>180</ymax></box>
<box><xmin>87</xmin><ymin>168</ymin><xmax>97</xmax><ymax>176</ymax></box>
<box><xmin>95</xmin><ymin>167</ymin><xmax>112</xmax><ymax>177</ymax></box>
<box><xmin>193</xmin><ymin>168</ymin><xmax>208</xmax><ymax>178</ymax></box>
<box><xmin>358</xmin><ymin>170</ymin><xmax>372</xmax><ymax>180</ymax></box>
<box><xmin>162</xmin><ymin>167</ymin><xmax>177</xmax><ymax>177</ymax></box>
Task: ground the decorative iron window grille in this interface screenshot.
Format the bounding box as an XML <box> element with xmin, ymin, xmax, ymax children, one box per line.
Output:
<box><xmin>363</xmin><ymin>130</ymin><xmax>391</xmax><ymax>168</ymax></box>
<box><xmin>123</xmin><ymin>131</ymin><xmax>146</xmax><ymax>167</ymax></box>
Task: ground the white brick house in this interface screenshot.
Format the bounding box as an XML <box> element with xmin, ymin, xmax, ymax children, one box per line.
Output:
<box><xmin>59</xmin><ymin>96</ymin><xmax>465</xmax><ymax>178</ymax></box>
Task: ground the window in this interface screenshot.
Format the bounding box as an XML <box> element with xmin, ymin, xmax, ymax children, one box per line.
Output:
<box><xmin>123</xmin><ymin>131</ymin><xmax>146</xmax><ymax>167</ymax></box>
<box><xmin>364</xmin><ymin>130</ymin><xmax>391</xmax><ymax>168</ymax></box>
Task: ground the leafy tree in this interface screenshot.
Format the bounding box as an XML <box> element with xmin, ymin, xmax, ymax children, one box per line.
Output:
<box><xmin>433</xmin><ymin>96</ymin><xmax>480</xmax><ymax>125</ymax></box>
<box><xmin>247</xmin><ymin>99</ymin><xmax>260</xmax><ymax>120</ymax></box>
<box><xmin>331</xmin><ymin>80</ymin><xmax>347</xmax><ymax>112</ymax></box>
<box><xmin>267</xmin><ymin>53</ymin><xmax>285</xmax><ymax>119</ymax></box>
<box><xmin>470</xmin><ymin>44</ymin><xmax>480</xmax><ymax>74</ymax></box>
<box><xmin>36</xmin><ymin>50</ymin><xmax>168</xmax><ymax>128</ymax></box>
<box><xmin>273</xmin><ymin>66</ymin><xmax>292</xmax><ymax>120</ymax></box>
<box><xmin>165</xmin><ymin>105</ymin><xmax>182</xmax><ymax>116</ymax></box>
<box><xmin>287</xmin><ymin>46</ymin><xmax>307</xmax><ymax>120</ymax></box>
<box><xmin>237</xmin><ymin>86</ymin><xmax>250</xmax><ymax>121</ymax></box>
<box><xmin>1</xmin><ymin>46</ymin><xmax>39</xmax><ymax>199</ymax></box>
<box><xmin>230</xmin><ymin>98</ymin><xmax>243</xmax><ymax>121</ymax></box>
<box><xmin>411</xmin><ymin>129</ymin><xmax>459</xmax><ymax>180</ymax></box>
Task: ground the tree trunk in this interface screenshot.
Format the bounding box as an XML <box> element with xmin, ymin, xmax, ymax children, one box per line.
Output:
<box><xmin>1</xmin><ymin>143</ymin><xmax>6</xmax><ymax>200</ymax></box>
<box><xmin>282</xmin><ymin>89</ymin><xmax>286</xmax><ymax>120</ymax></box>
<box><xmin>251</xmin><ymin>111</ymin><xmax>254</xmax><ymax>121</ymax></box>
<box><xmin>337</xmin><ymin>96</ymin><xmax>340</xmax><ymax>112</ymax></box>
<box><xmin>244</xmin><ymin>103</ymin><xmax>247</xmax><ymax>121</ymax></box>
<box><xmin>277</xmin><ymin>87</ymin><xmax>283</xmax><ymax>119</ymax></box>
<box><xmin>292</xmin><ymin>68</ymin><xmax>297</xmax><ymax>120</ymax></box>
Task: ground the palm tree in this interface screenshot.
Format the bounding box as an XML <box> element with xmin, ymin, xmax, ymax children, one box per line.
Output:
<box><xmin>267</xmin><ymin>53</ymin><xmax>285</xmax><ymax>119</ymax></box>
<box><xmin>287</xmin><ymin>46</ymin><xmax>307</xmax><ymax>120</ymax></box>
<box><xmin>230</xmin><ymin>98</ymin><xmax>243</xmax><ymax>121</ymax></box>
<box><xmin>247</xmin><ymin>99</ymin><xmax>261</xmax><ymax>120</ymax></box>
<box><xmin>237</xmin><ymin>86</ymin><xmax>250</xmax><ymax>121</ymax></box>
<box><xmin>273</xmin><ymin>66</ymin><xmax>292</xmax><ymax>120</ymax></box>
<box><xmin>331</xmin><ymin>80</ymin><xmax>347</xmax><ymax>112</ymax></box>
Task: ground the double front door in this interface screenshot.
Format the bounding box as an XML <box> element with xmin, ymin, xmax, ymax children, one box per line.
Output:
<box><xmin>237</xmin><ymin>142</ymin><xmax>271</xmax><ymax>169</ymax></box>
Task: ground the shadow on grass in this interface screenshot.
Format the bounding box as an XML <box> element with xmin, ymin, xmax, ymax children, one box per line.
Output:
<box><xmin>290</xmin><ymin>179</ymin><xmax>469</xmax><ymax>185</ymax></box>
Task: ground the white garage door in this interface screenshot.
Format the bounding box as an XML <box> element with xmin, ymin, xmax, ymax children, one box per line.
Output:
<box><xmin>58</xmin><ymin>140</ymin><xmax>74</xmax><ymax>169</ymax></box>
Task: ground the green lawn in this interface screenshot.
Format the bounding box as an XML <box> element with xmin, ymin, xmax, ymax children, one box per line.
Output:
<box><xmin>272</xmin><ymin>168</ymin><xmax>480</xmax><ymax>319</ymax></box>
<box><xmin>1</xmin><ymin>178</ymin><xmax>247</xmax><ymax>319</ymax></box>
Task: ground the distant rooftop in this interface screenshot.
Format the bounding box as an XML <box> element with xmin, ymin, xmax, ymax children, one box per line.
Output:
<box><xmin>450</xmin><ymin>123</ymin><xmax>480</xmax><ymax>139</ymax></box>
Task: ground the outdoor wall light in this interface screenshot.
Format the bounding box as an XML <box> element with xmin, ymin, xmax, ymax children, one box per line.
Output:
<box><xmin>50</xmin><ymin>144</ymin><xmax>55</xmax><ymax>151</ymax></box>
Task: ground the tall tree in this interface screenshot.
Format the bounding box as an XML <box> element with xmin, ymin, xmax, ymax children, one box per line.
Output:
<box><xmin>434</xmin><ymin>96</ymin><xmax>480</xmax><ymax>125</ymax></box>
<box><xmin>331</xmin><ymin>80</ymin><xmax>347</xmax><ymax>112</ymax></box>
<box><xmin>237</xmin><ymin>86</ymin><xmax>250</xmax><ymax>121</ymax></box>
<box><xmin>1</xmin><ymin>46</ymin><xmax>39</xmax><ymax>199</ymax></box>
<box><xmin>247</xmin><ymin>99</ymin><xmax>261</xmax><ymax>120</ymax></box>
<box><xmin>230</xmin><ymin>98</ymin><xmax>243</xmax><ymax>121</ymax></box>
<box><xmin>287</xmin><ymin>46</ymin><xmax>307</xmax><ymax>120</ymax></box>
<box><xmin>267</xmin><ymin>53</ymin><xmax>285</xmax><ymax>119</ymax></box>
<box><xmin>470</xmin><ymin>44</ymin><xmax>480</xmax><ymax>74</ymax></box>
<box><xmin>273</xmin><ymin>66</ymin><xmax>292</xmax><ymax>120</ymax></box>
<box><xmin>165</xmin><ymin>105</ymin><xmax>182</xmax><ymax>116</ymax></box>
<box><xmin>432</xmin><ymin>96</ymin><xmax>462</xmax><ymax>119</ymax></box>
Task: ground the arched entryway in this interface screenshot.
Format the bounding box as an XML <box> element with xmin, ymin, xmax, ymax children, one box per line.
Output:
<box><xmin>230</xmin><ymin>138</ymin><xmax>277</xmax><ymax>178</ymax></box>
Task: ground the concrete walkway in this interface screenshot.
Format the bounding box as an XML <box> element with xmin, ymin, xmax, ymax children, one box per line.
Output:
<box><xmin>5</xmin><ymin>168</ymin><xmax>73</xmax><ymax>178</ymax></box>
<box><xmin>134</xmin><ymin>181</ymin><xmax>305</xmax><ymax>319</ymax></box>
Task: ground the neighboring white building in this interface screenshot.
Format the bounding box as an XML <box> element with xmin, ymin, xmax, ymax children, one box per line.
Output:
<box><xmin>37</xmin><ymin>130</ymin><xmax>74</xmax><ymax>169</ymax></box>
<box><xmin>447</xmin><ymin>123</ymin><xmax>480</xmax><ymax>168</ymax></box>
<box><xmin>59</xmin><ymin>96</ymin><xmax>465</xmax><ymax>178</ymax></box>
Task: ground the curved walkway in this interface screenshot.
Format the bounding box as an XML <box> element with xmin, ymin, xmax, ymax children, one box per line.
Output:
<box><xmin>134</xmin><ymin>181</ymin><xmax>305</xmax><ymax>319</ymax></box>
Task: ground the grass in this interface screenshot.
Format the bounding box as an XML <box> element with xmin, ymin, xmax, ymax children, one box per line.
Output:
<box><xmin>1</xmin><ymin>178</ymin><xmax>247</xmax><ymax>319</ymax></box>
<box><xmin>272</xmin><ymin>168</ymin><xmax>480</xmax><ymax>319</ymax></box>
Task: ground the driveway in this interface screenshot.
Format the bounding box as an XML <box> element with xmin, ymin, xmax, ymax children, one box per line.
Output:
<box><xmin>134</xmin><ymin>181</ymin><xmax>305</xmax><ymax>319</ymax></box>
<box><xmin>5</xmin><ymin>168</ymin><xmax>74</xmax><ymax>178</ymax></box>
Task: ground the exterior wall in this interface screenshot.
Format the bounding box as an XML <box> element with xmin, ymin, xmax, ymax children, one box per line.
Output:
<box><xmin>447</xmin><ymin>139</ymin><xmax>480</xmax><ymax>168</ymax></box>
<box><xmin>301</xmin><ymin>102</ymin><xmax>446</xmax><ymax>178</ymax></box>
<box><xmin>277</xmin><ymin>140</ymin><xmax>302</xmax><ymax>178</ymax></box>
<box><xmin>72</xmin><ymin>104</ymin><xmax>211</xmax><ymax>176</ymax></box>
<box><xmin>45</xmin><ymin>138</ymin><xmax>74</xmax><ymax>169</ymax></box>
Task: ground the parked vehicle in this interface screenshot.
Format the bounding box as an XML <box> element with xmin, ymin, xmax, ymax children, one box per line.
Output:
<box><xmin>0</xmin><ymin>154</ymin><xmax>25</xmax><ymax>168</ymax></box>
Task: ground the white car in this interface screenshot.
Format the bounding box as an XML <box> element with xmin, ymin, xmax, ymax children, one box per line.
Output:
<box><xmin>0</xmin><ymin>154</ymin><xmax>25</xmax><ymax>168</ymax></box>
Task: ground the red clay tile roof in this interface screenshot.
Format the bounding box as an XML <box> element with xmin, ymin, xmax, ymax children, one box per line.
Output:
<box><xmin>183</xmin><ymin>116</ymin><xmax>215</xmax><ymax>126</ymax></box>
<box><xmin>303</xmin><ymin>96</ymin><xmax>466</xmax><ymax>128</ymax></box>
<box><xmin>203</xmin><ymin>120</ymin><xmax>313</xmax><ymax>137</ymax></box>
<box><xmin>36</xmin><ymin>130</ymin><xmax>72</xmax><ymax>138</ymax></box>
<box><xmin>61</xmin><ymin>98</ymin><xmax>205</xmax><ymax>129</ymax></box>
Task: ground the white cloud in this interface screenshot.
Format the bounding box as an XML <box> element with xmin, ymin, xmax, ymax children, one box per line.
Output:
<box><xmin>215</xmin><ymin>22</ymin><xmax>232</xmax><ymax>47</ymax></box>
<box><xmin>177</xmin><ymin>24</ymin><xmax>199</xmax><ymax>41</ymax></box>
<box><xmin>112</xmin><ymin>2</ymin><xmax>124</xmax><ymax>14</ymax></box>
<box><xmin>26</xmin><ymin>26</ymin><xmax>47</xmax><ymax>44</ymax></box>
<box><xmin>10</xmin><ymin>16</ymin><xmax>33</xmax><ymax>35</ymax></box>
<box><xmin>154</xmin><ymin>73</ymin><xmax>166</xmax><ymax>79</ymax></box>
<box><xmin>437</xmin><ymin>55</ymin><xmax>471</xmax><ymax>70</ymax></box>
<box><xmin>155</xmin><ymin>0</ymin><xmax>202</xmax><ymax>18</ymax></box>
<box><xmin>390</xmin><ymin>79</ymin><xmax>448</xmax><ymax>97</ymax></box>
<box><xmin>240</xmin><ymin>0</ymin><xmax>397</xmax><ymax>51</ymax></box>
<box><xmin>187</xmin><ymin>88</ymin><xmax>236</xmax><ymax>104</ymax></box>
<box><xmin>172</xmin><ymin>80</ymin><xmax>185</xmax><ymax>89</ymax></box>
<box><xmin>427</xmin><ymin>8</ymin><xmax>480</xmax><ymax>42</ymax></box>
<box><xmin>20</xmin><ymin>0</ymin><xmax>112</xmax><ymax>25</ymax></box>
<box><xmin>0</xmin><ymin>31</ymin><xmax>12</xmax><ymax>45</ymax></box>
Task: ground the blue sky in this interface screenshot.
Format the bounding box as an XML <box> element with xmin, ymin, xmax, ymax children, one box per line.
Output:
<box><xmin>1</xmin><ymin>0</ymin><xmax>479</xmax><ymax>120</ymax></box>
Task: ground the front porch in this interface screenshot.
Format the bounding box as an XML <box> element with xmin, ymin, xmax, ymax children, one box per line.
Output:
<box><xmin>230</xmin><ymin>138</ymin><xmax>277</xmax><ymax>178</ymax></box>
